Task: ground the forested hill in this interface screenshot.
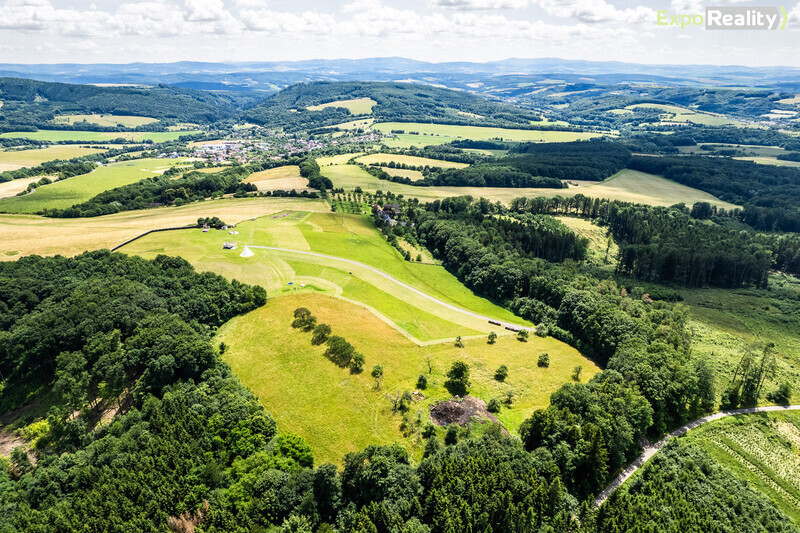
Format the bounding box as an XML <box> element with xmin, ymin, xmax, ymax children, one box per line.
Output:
<box><xmin>242</xmin><ymin>81</ymin><xmax>544</xmax><ymax>131</ymax></box>
<box><xmin>0</xmin><ymin>77</ymin><xmax>243</xmax><ymax>129</ymax></box>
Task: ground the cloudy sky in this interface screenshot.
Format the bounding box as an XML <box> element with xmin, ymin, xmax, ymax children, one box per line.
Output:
<box><xmin>0</xmin><ymin>0</ymin><xmax>798</xmax><ymax>66</ymax></box>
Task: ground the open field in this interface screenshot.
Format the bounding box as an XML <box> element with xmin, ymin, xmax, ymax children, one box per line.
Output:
<box><xmin>0</xmin><ymin>130</ymin><xmax>200</xmax><ymax>143</ymax></box>
<box><xmin>777</xmin><ymin>95</ymin><xmax>800</xmax><ymax>105</ymax></box>
<box><xmin>0</xmin><ymin>197</ymin><xmax>329</xmax><ymax>260</ymax></box>
<box><xmin>0</xmin><ymin>145</ymin><xmax>106</xmax><ymax>171</ymax></box>
<box><xmin>688</xmin><ymin>412</ymin><xmax>800</xmax><ymax>523</ymax></box>
<box><xmin>322</xmin><ymin>164</ymin><xmax>739</xmax><ymax>208</ymax></box>
<box><xmin>372</xmin><ymin>122</ymin><xmax>608</xmax><ymax>143</ymax></box>
<box><xmin>243</xmin><ymin>165</ymin><xmax>310</xmax><ymax>191</ymax></box>
<box><xmin>625</xmin><ymin>103</ymin><xmax>739</xmax><ymax>126</ymax></box>
<box><xmin>681</xmin><ymin>275</ymin><xmax>800</xmax><ymax>402</ymax></box>
<box><xmin>734</xmin><ymin>156</ymin><xmax>800</xmax><ymax>168</ymax></box>
<box><xmin>317</xmin><ymin>152</ymin><xmax>365</xmax><ymax>166</ymax></box>
<box><xmin>216</xmin><ymin>293</ymin><xmax>599</xmax><ymax>464</ymax></box>
<box><xmin>307</xmin><ymin>97</ymin><xmax>376</xmax><ymax>115</ymax></box>
<box><xmin>0</xmin><ymin>158</ymin><xmax>194</xmax><ymax>214</ymax></box>
<box><xmin>379</xmin><ymin>134</ymin><xmax>457</xmax><ymax>149</ymax></box>
<box><xmin>53</xmin><ymin>114</ymin><xmax>159</xmax><ymax>127</ymax></box>
<box><xmin>382</xmin><ymin>167</ymin><xmax>425</xmax><ymax>181</ymax></box>
<box><xmin>354</xmin><ymin>153</ymin><xmax>468</xmax><ymax>169</ymax></box>
<box><xmin>121</xmin><ymin>211</ymin><xmax>531</xmax><ymax>343</ymax></box>
<box><xmin>326</xmin><ymin>118</ymin><xmax>375</xmax><ymax>130</ymax></box>
<box><xmin>0</xmin><ymin>177</ymin><xmax>40</xmax><ymax>199</ymax></box>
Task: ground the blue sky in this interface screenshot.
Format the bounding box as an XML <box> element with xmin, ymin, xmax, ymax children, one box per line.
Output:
<box><xmin>0</xmin><ymin>0</ymin><xmax>798</xmax><ymax>65</ymax></box>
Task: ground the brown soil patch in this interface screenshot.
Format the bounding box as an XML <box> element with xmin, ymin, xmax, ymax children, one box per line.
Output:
<box><xmin>429</xmin><ymin>396</ymin><xmax>500</xmax><ymax>427</ymax></box>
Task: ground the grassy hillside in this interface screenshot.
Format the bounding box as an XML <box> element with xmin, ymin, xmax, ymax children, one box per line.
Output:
<box><xmin>120</xmin><ymin>211</ymin><xmax>530</xmax><ymax>342</ymax></box>
<box><xmin>0</xmin><ymin>145</ymin><xmax>106</xmax><ymax>170</ymax></box>
<box><xmin>0</xmin><ymin>197</ymin><xmax>329</xmax><ymax>260</ymax></box>
<box><xmin>216</xmin><ymin>292</ymin><xmax>598</xmax><ymax>463</ymax></box>
<box><xmin>0</xmin><ymin>158</ymin><xmax>190</xmax><ymax>213</ymax></box>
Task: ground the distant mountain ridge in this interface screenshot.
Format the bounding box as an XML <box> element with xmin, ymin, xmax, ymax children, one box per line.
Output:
<box><xmin>2</xmin><ymin>57</ymin><xmax>800</xmax><ymax>92</ymax></box>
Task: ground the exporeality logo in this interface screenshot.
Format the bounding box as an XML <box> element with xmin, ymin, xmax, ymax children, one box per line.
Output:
<box><xmin>657</xmin><ymin>6</ymin><xmax>788</xmax><ymax>30</ymax></box>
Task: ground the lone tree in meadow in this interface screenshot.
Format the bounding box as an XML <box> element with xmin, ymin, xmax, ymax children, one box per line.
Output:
<box><xmin>517</xmin><ymin>330</ymin><xmax>529</xmax><ymax>342</ymax></box>
<box><xmin>572</xmin><ymin>365</ymin><xmax>583</xmax><ymax>382</ymax></box>
<box><xmin>454</xmin><ymin>336</ymin><xmax>464</xmax><ymax>348</ymax></box>
<box><xmin>487</xmin><ymin>331</ymin><xmax>497</xmax><ymax>345</ymax></box>
<box><xmin>537</xmin><ymin>353</ymin><xmax>550</xmax><ymax>368</ymax></box>
<box><xmin>292</xmin><ymin>307</ymin><xmax>317</xmax><ymax>331</ymax></box>
<box><xmin>371</xmin><ymin>365</ymin><xmax>384</xmax><ymax>389</ymax></box>
<box><xmin>445</xmin><ymin>361</ymin><xmax>470</xmax><ymax>396</ymax></box>
<box><xmin>494</xmin><ymin>364</ymin><xmax>508</xmax><ymax>382</ymax></box>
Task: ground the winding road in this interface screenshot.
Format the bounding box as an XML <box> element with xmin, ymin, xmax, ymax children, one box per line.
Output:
<box><xmin>245</xmin><ymin>245</ymin><xmax>533</xmax><ymax>332</ymax></box>
<box><xmin>594</xmin><ymin>404</ymin><xmax>800</xmax><ymax>508</ymax></box>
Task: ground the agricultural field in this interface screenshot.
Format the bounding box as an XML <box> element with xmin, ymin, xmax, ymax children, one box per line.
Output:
<box><xmin>243</xmin><ymin>165</ymin><xmax>310</xmax><ymax>191</ymax></box>
<box><xmin>0</xmin><ymin>130</ymin><xmax>200</xmax><ymax>143</ymax></box>
<box><xmin>326</xmin><ymin>118</ymin><xmax>375</xmax><ymax>130</ymax></box>
<box><xmin>321</xmin><ymin>164</ymin><xmax>739</xmax><ymax>208</ymax></box>
<box><xmin>53</xmin><ymin>114</ymin><xmax>159</xmax><ymax>127</ymax></box>
<box><xmin>382</xmin><ymin>167</ymin><xmax>425</xmax><ymax>181</ymax></box>
<box><xmin>0</xmin><ymin>196</ymin><xmax>329</xmax><ymax>260</ymax></box>
<box><xmin>687</xmin><ymin>411</ymin><xmax>800</xmax><ymax>523</ymax></box>
<box><xmin>307</xmin><ymin>97</ymin><xmax>376</xmax><ymax>115</ymax></box>
<box><xmin>216</xmin><ymin>292</ymin><xmax>598</xmax><ymax>464</ymax></box>
<box><xmin>317</xmin><ymin>152</ymin><xmax>364</xmax><ymax>166</ymax></box>
<box><xmin>0</xmin><ymin>177</ymin><xmax>40</xmax><ymax>199</ymax></box>
<box><xmin>120</xmin><ymin>211</ymin><xmax>531</xmax><ymax>343</ymax></box>
<box><xmin>680</xmin><ymin>275</ymin><xmax>800</xmax><ymax>403</ymax></box>
<box><xmin>0</xmin><ymin>158</ymin><xmax>192</xmax><ymax>214</ymax></box>
<box><xmin>372</xmin><ymin>122</ymin><xmax>608</xmax><ymax>143</ymax></box>
<box><xmin>354</xmin><ymin>153</ymin><xmax>468</xmax><ymax>169</ymax></box>
<box><xmin>625</xmin><ymin>103</ymin><xmax>740</xmax><ymax>126</ymax></box>
<box><xmin>735</xmin><ymin>156</ymin><xmax>800</xmax><ymax>168</ymax></box>
<box><xmin>0</xmin><ymin>145</ymin><xmax>106</xmax><ymax>171</ymax></box>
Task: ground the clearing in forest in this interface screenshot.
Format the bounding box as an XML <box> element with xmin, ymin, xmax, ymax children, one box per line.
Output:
<box><xmin>216</xmin><ymin>292</ymin><xmax>598</xmax><ymax>464</ymax></box>
<box><xmin>307</xmin><ymin>97</ymin><xmax>377</xmax><ymax>115</ymax></box>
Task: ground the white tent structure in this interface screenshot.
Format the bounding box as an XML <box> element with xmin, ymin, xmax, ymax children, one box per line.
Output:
<box><xmin>240</xmin><ymin>246</ymin><xmax>254</xmax><ymax>258</ymax></box>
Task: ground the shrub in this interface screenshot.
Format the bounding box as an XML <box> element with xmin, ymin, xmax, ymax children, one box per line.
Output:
<box><xmin>487</xmin><ymin>331</ymin><xmax>497</xmax><ymax>344</ymax></box>
<box><xmin>537</xmin><ymin>353</ymin><xmax>550</xmax><ymax>367</ymax></box>
<box><xmin>311</xmin><ymin>323</ymin><xmax>332</xmax><ymax>345</ymax></box>
<box><xmin>494</xmin><ymin>365</ymin><xmax>508</xmax><ymax>382</ymax></box>
<box><xmin>416</xmin><ymin>374</ymin><xmax>428</xmax><ymax>390</ymax></box>
<box><xmin>487</xmin><ymin>398</ymin><xmax>501</xmax><ymax>413</ymax></box>
<box><xmin>517</xmin><ymin>330</ymin><xmax>529</xmax><ymax>342</ymax></box>
<box><xmin>767</xmin><ymin>382</ymin><xmax>792</xmax><ymax>404</ymax></box>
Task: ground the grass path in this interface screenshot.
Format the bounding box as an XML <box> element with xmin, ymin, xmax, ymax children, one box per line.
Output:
<box><xmin>247</xmin><ymin>245</ymin><xmax>532</xmax><ymax>340</ymax></box>
<box><xmin>595</xmin><ymin>404</ymin><xmax>800</xmax><ymax>508</ymax></box>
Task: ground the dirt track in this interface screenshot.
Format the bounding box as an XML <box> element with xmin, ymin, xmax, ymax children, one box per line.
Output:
<box><xmin>594</xmin><ymin>404</ymin><xmax>800</xmax><ymax>508</ymax></box>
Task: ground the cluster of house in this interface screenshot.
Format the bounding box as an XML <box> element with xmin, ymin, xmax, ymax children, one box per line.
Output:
<box><xmin>373</xmin><ymin>203</ymin><xmax>411</xmax><ymax>228</ymax></box>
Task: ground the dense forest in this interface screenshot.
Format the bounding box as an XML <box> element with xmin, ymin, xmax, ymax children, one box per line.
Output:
<box><xmin>243</xmin><ymin>81</ymin><xmax>549</xmax><ymax>132</ymax></box>
<box><xmin>0</xmin><ymin>77</ymin><xmax>245</xmax><ymax>129</ymax></box>
<box><xmin>0</xmin><ymin>252</ymin><xmax>578</xmax><ymax>532</ymax></box>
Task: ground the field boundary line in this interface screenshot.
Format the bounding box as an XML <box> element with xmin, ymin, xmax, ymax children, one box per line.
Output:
<box><xmin>247</xmin><ymin>245</ymin><xmax>532</xmax><ymax>332</ymax></box>
<box><xmin>111</xmin><ymin>225</ymin><xmax>195</xmax><ymax>251</ymax></box>
<box><xmin>594</xmin><ymin>404</ymin><xmax>800</xmax><ymax>508</ymax></box>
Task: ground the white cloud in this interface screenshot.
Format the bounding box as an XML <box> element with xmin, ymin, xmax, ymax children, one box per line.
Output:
<box><xmin>232</xmin><ymin>0</ymin><xmax>269</xmax><ymax>7</ymax></box>
<box><xmin>184</xmin><ymin>0</ymin><xmax>228</xmax><ymax>22</ymax></box>
<box><xmin>535</xmin><ymin>0</ymin><xmax>654</xmax><ymax>24</ymax></box>
<box><xmin>431</xmin><ymin>0</ymin><xmax>531</xmax><ymax>9</ymax></box>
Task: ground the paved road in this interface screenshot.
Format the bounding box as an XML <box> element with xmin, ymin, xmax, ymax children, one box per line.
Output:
<box><xmin>245</xmin><ymin>245</ymin><xmax>532</xmax><ymax>332</ymax></box>
<box><xmin>594</xmin><ymin>404</ymin><xmax>800</xmax><ymax>508</ymax></box>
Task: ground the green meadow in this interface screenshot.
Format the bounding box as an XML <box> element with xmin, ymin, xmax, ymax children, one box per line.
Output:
<box><xmin>216</xmin><ymin>292</ymin><xmax>598</xmax><ymax>464</ymax></box>
<box><xmin>121</xmin><ymin>211</ymin><xmax>530</xmax><ymax>343</ymax></box>
<box><xmin>372</xmin><ymin>122</ymin><xmax>608</xmax><ymax>145</ymax></box>
<box><xmin>0</xmin><ymin>158</ymin><xmax>190</xmax><ymax>213</ymax></box>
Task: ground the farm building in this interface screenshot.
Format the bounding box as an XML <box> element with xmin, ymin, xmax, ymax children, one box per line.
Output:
<box><xmin>223</xmin><ymin>241</ymin><xmax>237</xmax><ymax>250</ymax></box>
